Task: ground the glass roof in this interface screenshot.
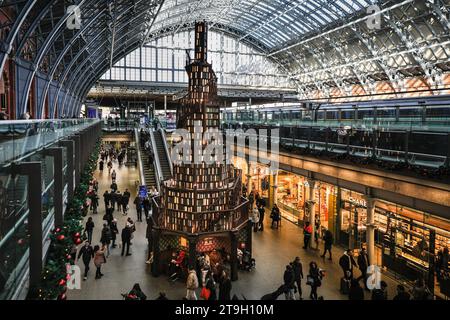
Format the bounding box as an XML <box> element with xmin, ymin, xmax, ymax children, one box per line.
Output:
<box><xmin>149</xmin><ymin>0</ymin><xmax>376</xmax><ymax>51</ymax></box>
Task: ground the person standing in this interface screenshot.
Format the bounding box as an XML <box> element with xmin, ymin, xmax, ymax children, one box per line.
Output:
<box><xmin>371</xmin><ymin>281</ymin><xmax>388</xmax><ymax>300</ymax></box>
<box><xmin>270</xmin><ymin>204</ymin><xmax>280</xmax><ymax>229</ymax></box>
<box><xmin>205</xmin><ymin>270</ymin><xmax>217</xmax><ymax>300</ymax></box>
<box><xmin>303</xmin><ymin>222</ymin><xmax>312</xmax><ymax>249</ymax></box>
<box><xmin>103</xmin><ymin>190</ymin><xmax>110</xmax><ymax>209</ymax></box>
<box><xmin>292</xmin><ymin>257</ymin><xmax>304</xmax><ymax>300</ymax></box>
<box><xmin>186</xmin><ymin>267</ymin><xmax>199</xmax><ymax>300</ymax></box>
<box><xmin>258</xmin><ymin>204</ymin><xmax>265</xmax><ymax>231</ymax></box>
<box><xmin>134</xmin><ymin>195</ymin><xmax>143</xmax><ymax>221</ymax></box>
<box><xmin>307</xmin><ymin>261</ymin><xmax>322</xmax><ymax>300</ymax></box>
<box><xmin>321</xmin><ymin>229</ymin><xmax>333</xmax><ymax>260</ymax></box>
<box><xmin>339</xmin><ymin>249</ymin><xmax>357</xmax><ymax>278</ymax></box>
<box><xmin>251</xmin><ymin>207</ymin><xmax>260</xmax><ymax>232</ymax></box>
<box><xmin>283</xmin><ymin>265</ymin><xmax>296</xmax><ymax>300</ymax></box>
<box><xmin>121</xmin><ymin>225</ymin><xmax>132</xmax><ymax>256</ymax></box>
<box><xmin>116</xmin><ymin>191</ymin><xmax>123</xmax><ymax>213</ymax></box>
<box><xmin>218</xmin><ymin>270</ymin><xmax>232</xmax><ymax>301</ymax></box>
<box><xmin>356</xmin><ymin>247</ymin><xmax>370</xmax><ymax>290</ymax></box>
<box><xmin>111</xmin><ymin>169</ymin><xmax>117</xmax><ymax>182</ymax></box>
<box><xmin>99</xmin><ymin>159</ymin><xmax>104</xmax><ymax>171</ymax></box>
<box><xmin>107</xmin><ymin>160</ymin><xmax>113</xmax><ymax>174</ymax></box>
<box><xmin>77</xmin><ymin>241</ymin><xmax>94</xmax><ymax>280</ymax></box>
<box><xmin>85</xmin><ymin>217</ymin><xmax>95</xmax><ymax>244</ymax></box>
<box><xmin>93</xmin><ymin>245</ymin><xmax>106</xmax><ymax>279</ymax></box>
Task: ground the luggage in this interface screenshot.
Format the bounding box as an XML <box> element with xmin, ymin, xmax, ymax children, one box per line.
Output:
<box><xmin>340</xmin><ymin>277</ymin><xmax>350</xmax><ymax>294</ymax></box>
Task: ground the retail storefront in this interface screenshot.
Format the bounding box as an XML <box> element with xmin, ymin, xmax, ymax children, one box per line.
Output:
<box><xmin>233</xmin><ymin>158</ymin><xmax>270</xmax><ymax>203</ymax></box>
<box><xmin>276</xmin><ymin>171</ymin><xmax>337</xmax><ymax>237</ymax></box>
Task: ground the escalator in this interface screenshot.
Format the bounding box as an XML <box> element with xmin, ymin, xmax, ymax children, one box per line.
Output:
<box><xmin>139</xmin><ymin>143</ymin><xmax>157</xmax><ymax>189</ymax></box>
<box><xmin>153</xmin><ymin>130</ymin><xmax>172</xmax><ymax>181</ymax></box>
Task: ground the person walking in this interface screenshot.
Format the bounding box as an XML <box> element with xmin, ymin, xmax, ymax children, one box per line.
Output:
<box><xmin>90</xmin><ymin>192</ymin><xmax>99</xmax><ymax>214</ymax></box>
<box><xmin>85</xmin><ymin>217</ymin><xmax>95</xmax><ymax>244</ymax></box>
<box><xmin>321</xmin><ymin>229</ymin><xmax>333</xmax><ymax>260</ymax></box>
<box><xmin>110</xmin><ymin>219</ymin><xmax>119</xmax><ymax>248</ymax></box>
<box><xmin>93</xmin><ymin>245</ymin><xmax>106</xmax><ymax>279</ymax></box>
<box><xmin>303</xmin><ymin>222</ymin><xmax>312</xmax><ymax>249</ymax></box>
<box><xmin>121</xmin><ymin>225</ymin><xmax>132</xmax><ymax>256</ymax></box>
<box><xmin>186</xmin><ymin>267</ymin><xmax>199</xmax><ymax>300</ymax></box>
<box><xmin>143</xmin><ymin>197</ymin><xmax>151</xmax><ymax>220</ymax></box>
<box><xmin>292</xmin><ymin>257</ymin><xmax>304</xmax><ymax>300</ymax></box>
<box><xmin>307</xmin><ymin>261</ymin><xmax>323</xmax><ymax>300</ymax></box>
<box><xmin>218</xmin><ymin>270</ymin><xmax>232</xmax><ymax>301</ymax></box>
<box><xmin>283</xmin><ymin>264</ymin><xmax>296</xmax><ymax>300</ymax></box>
<box><xmin>356</xmin><ymin>247</ymin><xmax>370</xmax><ymax>290</ymax></box>
<box><xmin>122</xmin><ymin>189</ymin><xmax>131</xmax><ymax>215</ymax></box>
<box><xmin>107</xmin><ymin>160</ymin><xmax>113</xmax><ymax>174</ymax></box>
<box><xmin>270</xmin><ymin>204</ymin><xmax>280</xmax><ymax>229</ymax></box>
<box><xmin>116</xmin><ymin>191</ymin><xmax>123</xmax><ymax>213</ymax></box>
<box><xmin>251</xmin><ymin>207</ymin><xmax>260</xmax><ymax>232</ymax></box>
<box><xmin>348</xmin><ymin>279</ymin><xmax>364</xmax><ymax>300</ymax></box>
<box><xmin>100</xmin><ymin>224</ymin><xmax>112</xmax><ymax>257</ymax></box>
<box><xmin>111</xmin><ymin>169</ymin><xmax>117</xmax><ymax>182</ymax></box>
<box><xmin>339</xmin><ymin>249</ymin><xmax>357</xmax><ymax>278</ymax></box>
<box><xmin>103</xmin><ymin>190</ymin><xmax>110</xmax><ymax>209</ymax></box>
<box><xmin>99</xmin><ymin>159</ymin><xmax>104</xmax><ymax>171</ymax></box>
<box><xmin>258</xmin><ymin>204</ymin><xmax>265</xmax><ymax>231</ymax></box>
<box><xmin>77</xmin><ymin>241</ymin><xmax>94</xmax><ymax>280</ymax></box>
<box><xmin>205</xmin><ymin>270</ymin><xmax>217</xmax><ymax>301</ymax></box>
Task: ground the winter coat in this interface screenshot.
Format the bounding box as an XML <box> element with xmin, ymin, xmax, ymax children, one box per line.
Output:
<box><xmin>85</xmin><ymin>220</ymin><xmax>94</xmax><ymax>232</ymax></box>
<box><xmin>339</xmin><ymin>253</ymin><xmax>356</xmax><ymax>272</ymax></box>
<box><xmin>292</xmin><ymin>261</ymin><xmax>304</xmax><ymax>280</ymax></box>
<box><xmin>323</xmin><ymin>230</ymin><xmax>333</xmax><ymax>248</ymax></box>
<box><xmin>121</xmin><ymin>226</ymin><xmax>132</xmax><ymax>243</ymax></box>
<box><xmin>93</xmin><ymin>249</ymin><xmax>106</xmax><ymax>267</ymax></box>
<box><xmin>205</xmin><ymin>278</ymin><xmax>217</xmax><ymax>300</ymax></box>
<box><xmin>271</xmin><ymin>207</ymin><xmax>280</xmax><ymax>221</ymax></box>
<box><xmin>186</xmin><ymin>270</ymin><xmax>199</xmax><ymax>290</ymax></box>
<box><xmin>100</xmin><ymin>226</ymin><xmax>112</xmax><ymax>244</ymax></box>
<box><xmin>357</xmin><ymin>252</ymin><xmax>370</xmax><ymax>271</ymax></box>
<box><xmin>110</xmin><ymin>222</ymin><xmax>119</xmax><ymax>240</ymax></box>
<box><xmin>78</xmin><ymin>245</ymin><xmax>94</xmax><ymax>264</ymax></box>
<box><xmin>283</xmin><ymin>268</ymin><xmax>295</xmax><ymax>289</ymax></box>
<box><xmin>251</xmin><ymin>208</ymin><xmax>260</xmax><ymax>223</ymax></box>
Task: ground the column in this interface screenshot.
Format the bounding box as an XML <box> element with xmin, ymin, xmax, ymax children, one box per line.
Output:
<box><xmin>164</xmin><ymin>95</ymin><xmax>167</xmax><ymax>127</ymax></box>
<box><xmin>268</xmin><ymin>171</ymin><xmax>278</xmax><ymax>209</ymax></box>
<box><xmin>364</xmin><ymin>195</ymin><xmax>376</xmax><ymax>266</ymax></box>
<box><xmin>60</xmin><ymin>140</ymin><xmax>74</xmax><ymax>200</ymax></box>
<box><xmin>306</xmin><ymin>179</ymin><xmax>317</xmax><ymax>249</ymax></box>
<box><xmin>44</xmin><ymin>147</ymin><xmax>64</xmax><ymax>228</ymax></box>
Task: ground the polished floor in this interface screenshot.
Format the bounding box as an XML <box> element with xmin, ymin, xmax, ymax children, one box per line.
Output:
<box><xmin>68</xmin><ymin>152</ymin><xmax>405</xmax><ymax>300</ymax></box>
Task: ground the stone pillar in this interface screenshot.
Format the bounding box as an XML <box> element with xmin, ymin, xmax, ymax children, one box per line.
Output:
<box><xmin>246</xmin><ymin>161</ymin><xmax>252</xmax><ymax>195</ymax></box>
<box><xmin>230</xmin><ymin>231</ymin><xmax>239</xmax><ymax>281</ymax></box>
<box><xmin>306</xmin><ymin>179</ymin><xmax>317</xmax><ymax>249</ymax></box>
<box><xmin>364</xmin><ymin>195</ymin><xmax>376</xmax><ymax>266</ymax></box>
<box><xmin>164</xmin><ymin>95</ymin><xmax>167</xmax><ymax>126</ymax></box>
<box><xmin>268</xmin><ymin>171</ymin><xmax>278</xmax><ymax>209</ymax></box>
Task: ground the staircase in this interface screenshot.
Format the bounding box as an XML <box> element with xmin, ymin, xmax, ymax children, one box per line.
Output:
<box><xmin>153</xmin><ymin>130</ymin><xmax>172</xmax><ymax>181</ymax></box>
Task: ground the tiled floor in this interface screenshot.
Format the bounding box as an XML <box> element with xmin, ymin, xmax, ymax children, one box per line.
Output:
<box><xmin>68</xmin><ymin>152</ymin><xmax>403</xmax><ymax>300</ymax></box>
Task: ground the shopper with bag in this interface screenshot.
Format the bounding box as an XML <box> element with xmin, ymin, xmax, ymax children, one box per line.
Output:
<box><xmin>186</xmin><ymin>267</ymin><xmax>199</xmax><ymax>300</ymax></box>
<box><xmin>93</xmin><ymin>245</ymin><xmax>107</xmax><ymax>279</ymax></box>
<box><xmin>307</xmin><ymin>261</ymin><xmax>323</xmax><ymax>300</ymax></box>
<box><xmin>204</xmin><ymin>271</ymin><xmax>217</xmax><ymax>300</ymax></box>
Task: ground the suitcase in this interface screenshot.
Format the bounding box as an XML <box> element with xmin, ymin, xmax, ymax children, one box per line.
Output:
<box><xmin>340</xmin><ymin>277</ymin><xmax>350</xmax><ymax>294</ymax></box>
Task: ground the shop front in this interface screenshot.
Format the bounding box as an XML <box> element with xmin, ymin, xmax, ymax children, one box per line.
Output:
<box><xmin>232</xmin><ymin>158</ymin><xmax>270</xmax><ymax>204</ymax></box>
<box><xmin>276</xmin><ymin>170</ymin><xmax>337</xmax><ymax>237</ymax></box>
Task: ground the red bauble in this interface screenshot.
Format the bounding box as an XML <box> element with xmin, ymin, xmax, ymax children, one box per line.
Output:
<box><xmin>57</xmin><ymin>235</ymin><xmax>65</xmax><ymax>241</ymax></box>
<box><xmin>74</xmin><ymin>232</ymin><xmax>81</xmax><ymax>238</ymax></box>
<box><xmin>75</xmin><ymin>238</ymin><xmax>82</xmax><ymax>245</ymax></box>
<box><xmin>58</xmin><ymin>279</ymin><xmax>66</xmax><ymax>286</ymax></box>
<box><xmin>55</xmin><ymin>228</ymin><xmax>61</xmax><ymax>233</ymax></box>
<box><xmin>17</xmin><ymin>239</ymin><xmax>24</xmax><ymax>245</ymax></box>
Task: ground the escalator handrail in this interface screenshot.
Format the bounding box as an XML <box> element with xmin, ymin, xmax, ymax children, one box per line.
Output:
<box><xmin>134</xmin><ymin>129</ymin><xmax>146</xmax><ymax>187</ymax></box>
<box><xmin>149</xmin><ymin>128</ymin><xmax>162</xmax><ymax>192</ymax></box>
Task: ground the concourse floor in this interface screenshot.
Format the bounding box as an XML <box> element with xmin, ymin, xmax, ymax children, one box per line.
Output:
<box><xmin>68</xmin><ymin>154</ymin><xmax>403</xmax><ymax>300</ymax></box>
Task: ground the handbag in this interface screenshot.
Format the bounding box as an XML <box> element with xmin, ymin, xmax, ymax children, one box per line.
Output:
<box><xmin>306</xmin><ymin>275</ymin><xmax>315</xmax><ymax>286</ymax></box>
<box><xmin>200</xmin><ymin>287</ymin><xmax>211</xmax><ymax>300</ymax></box>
